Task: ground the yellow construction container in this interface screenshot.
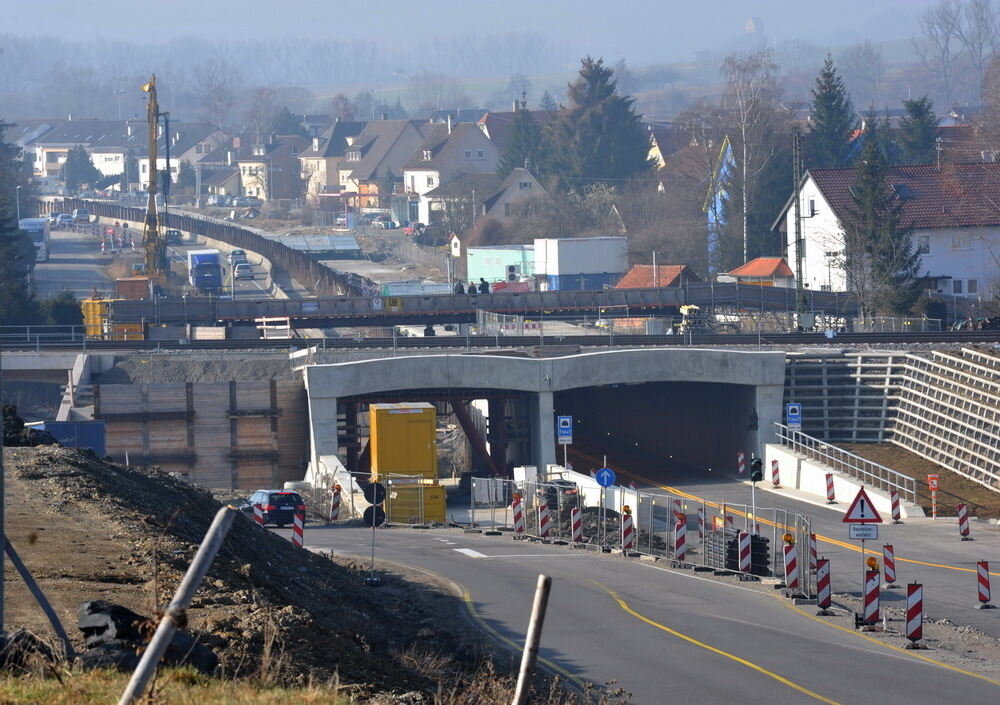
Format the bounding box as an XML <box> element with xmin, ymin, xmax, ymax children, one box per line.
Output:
<box><xmin>385</xmin><ymin>478</ymin><xmax>446</xmax><ymax>523</ymax></box>
<box><xmin>81</xmin><ymin>298</ymin><xmax>111</xmax><ymax>338</ymax></box>
<box><xmin>369</xmin><ymin>402</ymin><xmax>438</xmax><ymax>480</ymax></box>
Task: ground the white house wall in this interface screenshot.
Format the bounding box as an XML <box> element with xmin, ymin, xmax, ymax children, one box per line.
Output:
<box><xmin>784</xmin><ymin>179</ymin><xmax>847</xmax><ymax>292</ymax></box>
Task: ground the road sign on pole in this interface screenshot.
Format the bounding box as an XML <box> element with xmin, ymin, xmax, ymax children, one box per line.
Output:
<box><xmin>557</xmin><ymin>416</ymin><xmax>572</xmax><ymax>445</ymax></box>
<box><xmin>849</xmin><ymin>524</ymin><xmax>878</xmax><ymax>540</ymax></box>
<box><xmin>786</xmin><ymin>402</ymin><xmax>802</xmax><ymax>431</ymax></box>
<box><xmin>928</xmin><ymin>474</ymin><xmax>939</xmax><ymax>519</ymax></box>
<box><xmin>842</xmin><ymin>487</ymin><xmax>882</xmax><ymax>523</ymax></box>
<box><xmin>595</xmin><ymin>467</ymin><xmax>616</xmax><ymax>488</ymax></box>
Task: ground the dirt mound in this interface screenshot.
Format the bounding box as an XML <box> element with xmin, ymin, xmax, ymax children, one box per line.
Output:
<box><xmin>3</xmin><ymin>404</ymin><xmax>57</xmax><ymax>447</ymax></box>
<box><xmin>96</xmin><ymin>356</ymin><xmax>295</xmax><ymax>384</ymax></box>
<box><xmin>4</xmin><ymin>446</ymin><xmax>483</xmax><ymax>694</ymax></box>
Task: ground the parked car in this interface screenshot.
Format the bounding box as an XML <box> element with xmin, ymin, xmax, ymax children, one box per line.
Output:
<box><xmin>164</xmin><ymin>228</ymin><xmax>183</xmax><ymax>244</ymax></box>
<box><xmin>72</xmin><ymin>208</ymin><xmax>90</xmax><ymax>223</ymax></box>
<box><xmin>230</xmin><ymin>196</ymin><xmax>262</xmax><ymax>208</ymax></box>
<box><xmin>48</xmin><ymin>212</ymin><xmax>62</xmax><ymax>225</ymax></box>
<box><xmin>234</xmin><ymin>262</ymin><xmax>254</xmax><ymax>280</ymax></box>
<box><xmin>56</xmin><ymin>214</ymin><xmax>75</xmax><ymax>228</ymax></box>
<box><xmin>242</xmin><ymin>490</ymin><xmax>306</xmax><ymax>527</ymax></box>
<box><xmin>206</xmin><ymin>194</ymin><xmax>229</xmax><ymax>206</ymax></box>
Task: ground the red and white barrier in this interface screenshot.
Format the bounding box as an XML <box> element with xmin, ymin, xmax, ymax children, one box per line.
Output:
<box><xmin>512</xmin><ymin>497</ymin><xmax>525</xmax><ymax>536</ymax></box>
<box><xmin>674</xmin><ymin>520</ymin><xmax>687</xmax><ymax>562</ymax></box>
<box><xmin>291</xmin><ymin>511</ymin><xmax>305</xmax><ymax>548</ymax></box>
<box><xmin>808</xmin><ymin>533</ymin><xmax>818</xmax><ymax>573</ymax></box>
<box><xmin>537</xmin><ymin>504</ymin><xmax>551</xmax><ymax>539</ymax></box>
<box><xmin>958</xmin><ymin>503</ymin><xmax>972</xmax><ymax>540</ymax></box>
<box><xmin>329</xmin><ymin>485</ymin><xmax>342</xmax><ymax>522</ymax></box>
<box><xmin>863</xmin><ymin>570</ymin><xmax>880</xmax><ymax>624</ymax></box>
<box><xmin>978</xmin><ymin>561</ymin><xmax>991</xmax><ymax>605</ymax></box>
<box><xmin>816</xmin><ymin>558</ymin><xmax>832</xmax><ymax>612</ymax></box>
<box><xmin>890</xmin><ymin>490</ymin><xmax>901</xmax><ymax>524</ymax></box>
<box><xmin>737</xmin><ymin>451</ymin><xmax>746</xmax><ymax>476</ymax></box>
<box><xmin>906</xmin><ymin>583</ymin><xmax>923</xmax><ymax>644</ymax></box>
<box><xmin>697</xmin><ymin>507</ymin><xmax>705</xmax><ymax>539</ymax></box>
<box><xmin>883</xmin><ymin>544</ymin><xmax>896</xmax><ymax>585</ymax></box>
<box><xmin>771</xmin><ymin>459</ymin><xmax>780</xmax><ymax>487</ymax></box>
<box><xmin>621</xmin><ymin>511</ymin><xmax>635</xmax><ymax>552</ymax></box>
<box><xmin>738</xmin><ymin>531</ymin><xmax>751</xmax><ymax>573</ymax></box>
<box><xmin>825</xmin><ymin>473</ymin><xmax>836</xmax><ymax>503</ymax></box>
<box><xmin>570</xmin><ymin>506</ymin><xmax>583</xmax><ymax>543</ymax></box>
<box><xmin>783</xmin><ymin>543</ymin><xmax>799</xmax><ymax>590</ymax></box>
<box><xmin>671</xmin><ymin>498</ymin><xmax>683</xmax><ymax>522</ymax></box>
<box><xmin>253</xmin><ymin>504</ymin><xmax>265</xmax><ymax>527</ymax></box>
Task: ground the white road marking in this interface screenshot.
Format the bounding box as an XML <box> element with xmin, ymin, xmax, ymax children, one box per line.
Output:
<box><xmin>453</xmin><ymin>548</ymin><xmax>488</xmax><ymax>558</ymax></box>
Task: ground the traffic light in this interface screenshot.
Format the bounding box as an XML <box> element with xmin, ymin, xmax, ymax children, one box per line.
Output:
<box><xmin>750</xmin><ymin>458</ymin><xmax>764</xmax><ymax>483</ymax></box>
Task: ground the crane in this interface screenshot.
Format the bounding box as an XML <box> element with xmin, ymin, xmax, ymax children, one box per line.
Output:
<box><xmin>141</xmin><ymin>75</ymin><xmax>167</xmax><ymax>278</ymax></box>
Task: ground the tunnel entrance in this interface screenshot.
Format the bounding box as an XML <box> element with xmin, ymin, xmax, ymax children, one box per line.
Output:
<box><xmin>555</xmin><ymin>381</ymin><xmax>758</xmax><ymax>484</ymax></box>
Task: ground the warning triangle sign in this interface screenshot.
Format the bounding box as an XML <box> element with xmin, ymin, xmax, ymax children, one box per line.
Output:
<box><xmin>842</xmin><ymin>487</ymin><xmax>883</xmax><ymax>523</ymax></box>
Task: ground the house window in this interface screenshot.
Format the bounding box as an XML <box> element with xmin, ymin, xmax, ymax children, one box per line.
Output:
<box><xmin>808</xmin><ymin>198</ymin><xmax>816</xmax><ymax>216</ymax></box>
<box><xmin>141</xmin><ymin>163</ymin><xmax>147</xmax><ymax>173</ymax></box>
<box><xmin>953</xmin><ymin>279</ymin><xmax>964</xmax><ymax>294</ymax></box>
<box><xmin>952</xmin><ymin>233</ymin><xmax>972</xmax><ymax>250</ymax></box>
<box><xmin>916</xmin><ymin>235</ymin><xmax>930</xmax><ymax>255</ymax></box>
<box><xmin>477</xmin><ymin>150</ymin><xmax>484</xmax><ymax>159</ymax></box>
<box><xmin>422</xmin><ymin>150</ymin><xmax>432</xmax><ymax>160</ymax></box>
<box><xmin>464</xmin><ymin>150</ymin><xmax>473</xmax><ymax>159</ymax></box>
<box><xmin>504</xmin><ymin>203</ymin><xmax>512</xmax><ymax>217</ymax></box>
<box><xmin>348</xmin><ymin>151</ymin><xmax>360</xmax><ymax>161</ymax></box>
<box><xmin>426</xmin><ymin>176</ymin><xmax>435</xmax><ymax>187</ymax></box>
<box><xmin>968</xmin><ymin>279</ymin><xmax>978</xmax><ymax>294</ymax></box>
<box><xmin>196</xmin><ymin>144</ymin><xmax>203</xmax><ymax>154</ymax></box>
<box><xmin>519</xmin><ymin>181</ymin><xmax>531</xmax><ymax>190</ymax></box>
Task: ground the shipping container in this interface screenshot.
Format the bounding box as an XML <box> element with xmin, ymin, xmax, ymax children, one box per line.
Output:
<box><xmin>385</xmin><ymin>478</ymin><xmax>446</xmax><ymax>523</ymax></box>
<box><xmin>116</xmin><ymin>277</ymin><xmax>152</xmax><ymax>300</ymax></box>
<box><xmin>369</xmin><ymin>402</ymin><xmax>438</xmax><ymax>480</ymax></box>
<box><xmin>41</xmin><ymin>421</ymin><xmax>106</xmax><ymax>456</ymax></box>
<box><xmin>533</xmin><ymin>237</ymin><xmax>628</xmax><ymax>277</ymax></box>
<box><xmin>81</xmin><ymin>298</ymin><xmax>110</xmax><ymax>337</ymax></box>
<box><xmin>544</xmin><ymin>272</ymin><xmax>621</xmax><ymax>291</ymax></box>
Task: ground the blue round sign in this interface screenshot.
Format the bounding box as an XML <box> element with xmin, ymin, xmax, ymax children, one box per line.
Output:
<box><xmin>595</xmin><ymin>467</ymin><xmax>616</xmax><ymax>488</ymax></box>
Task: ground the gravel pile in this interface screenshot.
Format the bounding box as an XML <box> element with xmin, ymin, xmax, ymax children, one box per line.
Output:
<box><xmin>97</xmin><ymin>355</ymin><xmax>296</xmax><ymax>384</ymax></box>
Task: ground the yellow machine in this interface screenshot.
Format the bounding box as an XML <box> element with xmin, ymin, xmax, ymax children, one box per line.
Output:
<box><xmin>369</xmin><ymin>402</ymin><xmax>438</xmax><ymax>480</ymax></box>
<box><xmin>141</xmin><ymin>76</ymin><xmax>167</xmax><ymax>280</ymax></box>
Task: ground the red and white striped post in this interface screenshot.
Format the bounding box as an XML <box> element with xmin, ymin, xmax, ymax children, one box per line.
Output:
<box><xmin>783</xmin><ymin>543</ymin><xmax>799</xmax><ymax>591</ymax></box>
<box><xmin>329</xmin><ymin>484</ymin><xmax>342</xmax><ymax>522</ymax></box>
<box><xmin>674</xmin><ymin>519</ymin><xmax>687</xmax><ymax>562</ymax></box>
<box><xmin>771</xmin><ymin>459</ymin><xmax>780</xmax><ymax>487</ymax></box>
<box><xmin>808</xmin><ymin>533</ymin><xmax>818</xmax><ymax>573</ymax></box>
<box><xmin>863</xmin><ymin>570</ymin><xmax>880</xmax><ymax>625</ymax></box>
<box><xmin>291</xmin><ymin>511</ymin><xmax>305</xmax><ymax>548</ymax></box>
<box><xmin>957</xmin><ymin>504</ymin><xmax>972</xmax><ymax>540</ymax></box>
<box><xmin>737</xmin><ymin>451</ymin><xmax>746</xmax><ymax>476</ymax></box>
<box><xmin>570</xmin><ymin>506</ymin><xmax>583</xmax><ymax>544</ymax></box>
<box><xmin>537</xmin><ymin>504</ymin><xmax>551</xmax><ymax>539</ymax></box>
<box><xmin>512</xmin><ymin>496</ymin><xmax>525</xmax><ymax>537</ymax></box>
<box><xmin>890</xmin><ymin>490</ymin><xmax>902</xmax><ymax>524</ymax></box>
<box><xmin>697</xmin><ymin>506</ymin><xmax>705</xmax><ymax>540</ymax></box>
<box><xmin>253</xmin><ymin>504</ymin><xmax>265</xmax><ymax>527</ymax></box>
<box><xmin>816</xmin><ymin>558</ymin><xmax>832</xmax><ymax>614</ymax></box>
<box><xmin>905</xmin><ymin>583</ymin><xmax>923</xmax><ymax>646</ymax></box>
<box><xmin>883</xmin><ymin>544</ymin><xmax>896</xmax><ymax>586</ymax></box>
<box><xmin>738</xmin><ymin>531</ymin><xmax>751</xmax><ymax>573</ymax></box>
<box><xmin>977</xmin><ymin>561</ymin><xmax>993</xmax><ymax>608</ymax></box>
<box><xmin>621</xmin><ymin>510</ymin><xmax>635</xmax><ymax>553</ymax></box>
<box><xmin>825</xmin><ymin>473</ymin><xmax>836</xmax><ymax>504</ymax></box>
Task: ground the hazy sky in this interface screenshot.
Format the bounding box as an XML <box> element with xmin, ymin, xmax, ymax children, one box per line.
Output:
<box><xmin>6</xmin><ymin>0</ymin><xmax>936</xmax><ymax>64</ymax></box>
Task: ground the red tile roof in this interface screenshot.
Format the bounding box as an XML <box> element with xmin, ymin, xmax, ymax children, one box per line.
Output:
<box><xmin>810</xmin><ymin>162</ymin><xmax>1000</xmax><ymax>229</ymax></box>
<box><xmin>615</xmin><ymin>264</ymin><xmax>700</xmax><ymax>289</ymax></box>
<box><xmin>729</xmin><ymin>257</ymin><xmax>794</xmax><ymax>278</ymax></box>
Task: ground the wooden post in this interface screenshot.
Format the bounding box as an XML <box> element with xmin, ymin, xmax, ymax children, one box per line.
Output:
<box><xmin>512</xmin><ymin>574</ymin><xmax>552</xmax><ymax>705</ymax></box>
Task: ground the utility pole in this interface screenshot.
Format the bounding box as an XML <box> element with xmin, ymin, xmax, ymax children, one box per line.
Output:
<box><xmin>792</xmin><ymin>127</ymin><xmax>806</xmax><ymax>317</ymax></box>
<box><xmin>162</xmin><ymin>112</ymin><xmax>171</xmax><ymax>230</ymax></box>
<box><xmin>141</xmin><ymin>75</ymin><xmax>166</xmax><ymax>278</ymax></box>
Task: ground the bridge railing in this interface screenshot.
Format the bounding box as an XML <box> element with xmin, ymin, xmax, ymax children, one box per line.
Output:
<box><xmin>773</xmin><ymin>422</ymin><xmax>917</xmax><ymax>504</ymax></box>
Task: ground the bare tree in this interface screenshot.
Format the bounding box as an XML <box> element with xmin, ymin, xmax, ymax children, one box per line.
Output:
<box><xmin>246</xmin><ymin>87</ymin><xmax>276</xmax><ymax>145</ymax></box>
<box><xmin>980</xmin><ymin>54</ymin><xmax>1000</xmax><ymax>144</ymax></box>
<box><xmin>721</xmin><ymin>49</ymin><xmax>781</xmax><ymax>264</ymax></box>
<box><xmin>955</xmin><ymin>0</ymin><xmax>1000</xmax><ymax>95</ymax></box>
<box><xmin>193</xmin><ymin>58</ymin><xmax>242</xmax><ymax>128</ymax></box>
<box><xmin>841</xmin><ymin>42</ymin><xmax>885</xmax><ymax>107</ymax></box>
<box><xmin>915</xmin><ymin>0</ymin><xmax>963</xmax><ymax>104</ymax></box>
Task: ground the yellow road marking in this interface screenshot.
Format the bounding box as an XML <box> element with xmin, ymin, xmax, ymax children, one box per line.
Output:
<box><xmin>590</xmin><ymin>580</ymin><xmax>843</xmax><ymax>705</ymax></box>
<box><xmin>611</xmin><ymin>465</ymin><xmax>1000</xmax><ymax>577</ymax></box>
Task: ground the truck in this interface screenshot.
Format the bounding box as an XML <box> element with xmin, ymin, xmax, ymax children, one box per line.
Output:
<box><xmin>18</xmin><ymin>218</ymin><xmax>50</xmax><ymax>262</ymax></box>
<box><xmin>187</xmin><ymin>249</ymin><xmax>223</xmax><ymax>293</ymax></box>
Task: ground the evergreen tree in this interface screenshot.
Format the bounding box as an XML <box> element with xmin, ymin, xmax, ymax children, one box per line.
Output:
<box><xmin>62</xmin><ymin>145</ymin><xmax>101</xmax><ymax>192</ymax></box>
<box><xmin>857</xmin><ymin>110</ymin><xmax>902</xmax><ymax>166</ymax></box>
<box><xmin>268</xmin><ymin>106</ymin><xmax>308</xmax><ymax>137</ymax></box>
<box><xmin>545</xmin><ymin>56</ymin><xmax>653</xmax><ymax>189</ymax></box>
<box><xmin>806</xmin><ymin>55</ymin><xmax>856</xmax><ymax>169</ymax></box>
<box><xmin>538</xmin><ymin>90</ymin><xmax>558</xmax><ymax>112</ymax></box>
<box><xmin>497</xmin><ymin>100</ymin><xmax>545</xmax><ymax>180</ymax></box>
<box><xmin>121</xmin><ymin>149</ymin><xmax>139</xmax><ymax>192</ymax></box>
<box><xmin>176</xmin><ymin>160</ymin><xmax>196</xmax><ymax>190</ymax></box>
<box><xmin>842</xmin><ymin>136</ymin><xmax>923</xmax><ymax>316</ymax></box>
<box><xmin>0</xmin><ymin>119</ymin><xmax>41</xmax><ymax>325</ymax></box>
<box><xmin>899</xmin><ymin>96</ymin><xmax>939</xmax><ymax>165</ymax></box>
<box><xmin>40</xmin><ymin>291</ymin><xmax>83</xmax><ymax>326</ymax></box>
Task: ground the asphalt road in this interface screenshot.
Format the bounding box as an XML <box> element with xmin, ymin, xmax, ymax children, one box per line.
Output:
<box><xmin>32</xmin><ymin>226</ymin><xmax>114</xmax><ymax>299</ymax></box>
<box><xmin>289</xmin><ymin>524</ymin><xmax>1000</xmax><ymax>705</ymax></box>
<box><xmin>568</xmin><ymin>438</ymin><xmax>1000</xmax><ymax>639</ymax></box>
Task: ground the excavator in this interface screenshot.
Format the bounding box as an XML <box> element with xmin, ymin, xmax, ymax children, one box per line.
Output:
<box><xmin>141</xmin><ymin>75</ymin><xmax>167</xmax><ymax>281</ymax></box>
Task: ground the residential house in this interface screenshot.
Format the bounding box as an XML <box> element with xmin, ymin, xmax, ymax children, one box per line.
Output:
<box><xmin>421</xmin><ymin>173</ymin><xmax>502</xmax><ymax>228</ymax></box>
<box><xmin>615</xmin><ymin>264</ymin><xmax>701</xmax><ymax>289</ymax></box>
<box><xmin>480</xmin><ymin>168</ymin><xmax>550</xmax><ymax>220</ymax></box>
<box><xmin>237</xmin><ymin>134</ymin><xmax>310</xmax><ymax>202</ymax></box>
<box><xmin>338</xmin><ymin>120</ymin><xmax>429</xmax><ymax>211</ymax></box>
<box><xmin>7</xmin><ymin>119</ymin><xmax>60</xmax><ymax>177</ymax></box>
<box><xmin>773</xmin><ymin>163</ymin><xmax>1000</xmax><ymax>297</ymax></box>
<box><xmin>137</xmin><ymin>122</ymin><xmax>226</xmax><ymax>189</ymax></box>
<box><xmin>300</xmin><ymin>113</ymin><xmax>333</xmax><ymax>138</ymax></box>
<box><xmin>476</xmin><ymin>109</ymin><xmax>557</xmax><ymax>155</ymax></box>
<box><xmin>429</xmin><ymin>108</ymin><xmax>488</xmax><ymax>124</ymax></box>
<box><xmin>402</xmin><ymin>121</ymin><xmax>499</xmax><ymax>223</ymax></box>
<box><xmin>298</xmin><ymin>120</ymin><xmax>366</xmax><ymax>203</ymax></box>
<box><xmin>646</xmin><ymin>122</ymin><xmax>688</xmax><ymax>169</ymax></box>
<box><xmin>29</xmin><ymin>118</ymin><xmax>148</xmax><ymax>179</ymax></box>
<box><xmin>725</xmin><ymin>257</ymin><xmax>795</xmax><ymax>287</ymax></box>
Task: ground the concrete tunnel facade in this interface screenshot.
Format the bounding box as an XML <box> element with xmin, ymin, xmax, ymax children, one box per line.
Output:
<box><xmin>303</xmin><ymin>348</ymin><xmax>787</xmax><ymax>478</ymax></box>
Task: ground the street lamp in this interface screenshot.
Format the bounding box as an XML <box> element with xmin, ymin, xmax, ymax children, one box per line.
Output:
<box><xmin>15</xmin><ymin>185</ymin><xmax>21</xmax><ymax>221</ymax></box>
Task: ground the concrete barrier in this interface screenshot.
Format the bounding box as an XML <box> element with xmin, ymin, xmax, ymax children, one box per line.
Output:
<box><xmin>765</xmin><ymin>444</ymin><xmax>924</xmax><ymax>518</ymax></box>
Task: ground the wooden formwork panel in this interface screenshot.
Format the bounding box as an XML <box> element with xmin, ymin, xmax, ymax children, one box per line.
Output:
<box><xmin>235</xmin><ymin>381</ymin><xmax>272</xmax><ymax>411</ymax></box>
<box><xmin>146</xmin><ymin>420</ymin><xmax>189</xmax><ymax>451</ymax></box>
<box><xmin>106</xmin><ymin>421</ymin><xmax>144</xmax><ymax>455</ymax></box>
<box><xmin>144</xmin><ymin>384</ymin><xmax>188</xmax><ymax>411</ymax></box>
<box><xmin>235</xmin><ymin>417</ymin><xmax>274</xmax><ymax>449</ymax></box>
<box><xmin>236</xmin><ymin>462</ymin><xmax>274</xmax><ymax>490</ymax></box>
<box><xmin>275</xmin><ymin>382</ymin><xmax>308</xmax><ymax>485</ymax></box>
